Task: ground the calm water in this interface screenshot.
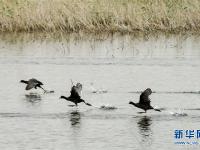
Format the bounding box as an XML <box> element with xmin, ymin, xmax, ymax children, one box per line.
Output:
<box><xmin>0</xmin><ymin>33</ymin><xmax>200</xmax><ymax>150</ymax></box>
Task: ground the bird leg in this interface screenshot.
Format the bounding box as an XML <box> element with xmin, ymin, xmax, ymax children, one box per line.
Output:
<box><xmin>81</xmin><ymin>99</ymin><xmax>92</xmax><ymax>106</ymax></box>
<box><xmin>39</xmin><ymin>86</ymin><xmax>47</xmax><ymax>93</ymax></box>
<box><xmin>83</xmin><ymin>101</ymin><xmax>92</xmax><ymax>106</ymax></box>
<box><xmin>154</xmin><ymin>108</ymin><xmax>161</xmax><ymax>112</ymax></box>
<box><xmin>85</xmin><ymin>102</ymin><xmax>92</xmax><ymax>106</ymax></box>
<box><xmin>38</xmin><ymin>86</ymin><xmax>54</xmax><ymax>93</ymax></box>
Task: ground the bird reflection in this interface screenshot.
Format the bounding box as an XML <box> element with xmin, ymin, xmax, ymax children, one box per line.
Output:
<box><xmin>69</xmin><ymin>110</ymin><xmax>81</xmax><ymax>126</ymax></box>
<box><xmin>24</xmin><ymin>93</ymin><xmax>41</xmax><ymax>103</ymax></box>
<box><xmin>137</xmin><ymin>116</ymin><xmax>153</xmax><ymax>146</ymax></box>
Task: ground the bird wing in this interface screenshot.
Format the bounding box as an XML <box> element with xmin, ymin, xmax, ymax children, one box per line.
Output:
<box><xmin>76</xmin><ymin>83</ymin><xmax>82</xmax><ymax>96</ymax></box>
<box><xmin>25</xmin><ymin>78</ymin><xmax>42</xmax><ymax>90</ymax></box>
<box><xmin>25</xmin><ymin>83</ymin><xmax>37</xmax><ymax>90</ymax></box>
<box><xmin>70</xmin><ymin>86</ymin><xmax>81</xmax><ymax>99</ymax></box>
<box><xmin>29</xmin><ymin>78</ymin><xmax>43</xmax><ymax>85</ymax></box>
<box><xmin>139</xmin><ymin>92</ymin><xmax>151</xmax><ymax>106</ymax></box>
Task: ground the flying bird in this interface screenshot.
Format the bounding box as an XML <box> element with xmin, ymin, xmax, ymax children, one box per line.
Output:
<box><xmin>20</xmin><ymin>78</ymin><xmax>46</xmax><ymax>92</ymax></box>
<box><xmin>60</xmin><ymin>82</ymin><xmax>92</xmax><ymax>106</ymax></box>
<box><xmin>129</xmin><ymin>88</ymin><xmax>161</xmax><ymax>113</ymax></box>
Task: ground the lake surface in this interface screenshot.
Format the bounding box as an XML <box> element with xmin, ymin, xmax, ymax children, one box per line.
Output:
<box><xmin>0</xmin><ymin>33</ymin><xmax>200</xmax><ymax>150</ymax></box>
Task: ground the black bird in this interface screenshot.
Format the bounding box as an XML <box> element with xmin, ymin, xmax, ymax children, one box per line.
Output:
<box><xmin>20</xmin><ymin>78</ymin><xmax>46</xmax><ymax>92</ymax></box>
<box><xmin>129</xmin><ymin>88</ymin><xmax>161</xmax><ymax>113</ymax></box>
<box><xmin>60</xmin><ymin>83</ymin><xmax>92</xmax><ymax>106</ymax></box>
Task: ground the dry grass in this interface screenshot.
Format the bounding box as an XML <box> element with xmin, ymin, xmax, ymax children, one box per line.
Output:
<box><xmin>1</xmin><ymin>0</ymin><xmax>200</xmax><ymax>33</ymax></box>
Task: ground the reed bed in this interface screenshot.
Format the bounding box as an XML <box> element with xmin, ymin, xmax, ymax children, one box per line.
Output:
<box><xmin>1</xmin><ymin>0</ymin><xmax>200</xmax><ymax>33</ymax></box>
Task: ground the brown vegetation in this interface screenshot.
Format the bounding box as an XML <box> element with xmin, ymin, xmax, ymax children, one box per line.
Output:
<box><xmin>1</xmin><ymin>0</ymin><xmax>200</xmax><ymax>33</ymax></box>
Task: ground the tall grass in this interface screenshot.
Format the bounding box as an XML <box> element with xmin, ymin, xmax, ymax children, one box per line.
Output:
<box><xmin>1</xmin><ymin>0</ymin><xmax>200</xmax><ymax>33</ymax></box>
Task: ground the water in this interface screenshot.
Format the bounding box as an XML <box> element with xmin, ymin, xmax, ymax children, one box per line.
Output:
<box><xmin>0</xmin><ymin>33</ymin><xmax>200</xmax><ymax>150</ymax></box>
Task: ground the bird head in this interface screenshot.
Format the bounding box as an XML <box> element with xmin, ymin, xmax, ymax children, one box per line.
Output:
<box><xmin>60</xmin><ymin>96</ymin><xmax>65</xmax><ymax>99</ymax></box>
<box><xmin>129</xmin><ymin>101</ymin><xmax>136</xmax><ymax>106</ymax></box>
<box><xmin>20</xmin><ymin>80</ymin><xmax>28</xmax><ymax>84</ymax></box>
<box><xmin>145</xmin><ymin>88</ymin><xmax>152</xmax><ymax>95</ymax></box>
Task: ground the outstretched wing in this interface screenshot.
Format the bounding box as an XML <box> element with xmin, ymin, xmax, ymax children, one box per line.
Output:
<box><xmin>25</xmin><ymin>78</ymin><xmax>43</xmax><ymax>90</ymax></box>
<box><xmin>139</xmin><ymin>92</ymin><xmax>151</xmax><ymax>106</ymax></box>
<box><xmin>70</xmin><ymin>86</ymin><xmax>81</xmax><ymax>99</ymax></box>
<box><xmin>69</xmin><ymin>83</ymin><xmax>82</xmax><ymax>99</ymax></box>
<box><xmin>75</xmin><ymin>83</ymin><xmax>82</xmax><ymax>96</ymax></box>
<box><xmin>25</xmin><ymin>82</ymin><xmax>37</xmax><ymax>90</ymax></box>
<box><xmin>30</xmin><ymin>78</ymin><xmax>43</xmax><ymax>85</ymax></box>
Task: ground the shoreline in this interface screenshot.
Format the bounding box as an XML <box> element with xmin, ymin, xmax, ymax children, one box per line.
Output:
<box><xmin>0</xmin><ymin>30</ymin><xmax>197</xmax><ymax>43</ymax></box>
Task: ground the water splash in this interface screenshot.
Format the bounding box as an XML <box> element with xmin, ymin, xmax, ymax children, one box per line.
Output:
<box><xmin>169</xmin><ymin>109</ymin><xmax>188</xmax><ymax>117</ymax></box>
<box><xmin>87</xmin><ymin>82</ymin><xmax>108</xmax><ymax>94</ymax></box>
<box><xmin>99</xmin><ymin>104</ymin><xmax>118</xmax><ymax>110</ymax></box>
